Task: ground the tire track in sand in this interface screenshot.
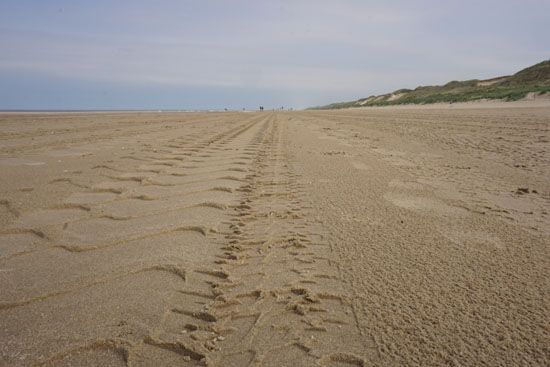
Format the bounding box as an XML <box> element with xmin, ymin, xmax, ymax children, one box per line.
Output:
<box><xmin>150</xmin><ymin>114</ymin><xmax>368</xmax><ymax>366</ymax></box>
<box><xmin>1</xmin><ymin>113</ymin><xmax>267</xmax><ymax>366</ymax></box>
<box><xmin>2</xmin><ymin>112</ymin><xmax>367</xmax><ymax>366</ymax></box>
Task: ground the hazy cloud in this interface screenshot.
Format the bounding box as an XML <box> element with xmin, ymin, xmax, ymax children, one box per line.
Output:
<box><xmin>0</xmin><ymin>0</ymin><xmax>548</xmax><ymax>109</ymax></box>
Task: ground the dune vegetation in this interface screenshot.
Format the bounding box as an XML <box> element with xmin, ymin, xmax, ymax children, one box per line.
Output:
<box><xmin>313</xmin><ymin>60</ymin><xmax>550</xmax><ymax>109</ymax></box>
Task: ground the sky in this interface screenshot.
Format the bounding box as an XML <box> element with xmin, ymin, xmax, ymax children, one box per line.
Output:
<box><xmin>0</xmin><ymin>0</ymin><xmax>549</xmax><ymax>110</ymax></box>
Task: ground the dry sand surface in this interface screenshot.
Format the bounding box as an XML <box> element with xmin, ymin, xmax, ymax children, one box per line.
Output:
<box><xmin>0</xmin><ymin>104</ymin><xmax>549</xmax><ymax>366</ymax></box>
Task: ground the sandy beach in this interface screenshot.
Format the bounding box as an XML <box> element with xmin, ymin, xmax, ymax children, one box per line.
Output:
<box><xmin>1</xmin><ymin>103</ymin><xmax>549</xmax><ymax>366</ymax></box>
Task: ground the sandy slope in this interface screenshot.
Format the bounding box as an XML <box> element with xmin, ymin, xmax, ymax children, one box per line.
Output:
<box><xmin>0</xmin><ymin>105</ymin><xmax>548</xmax><ymax>366</ymax></box>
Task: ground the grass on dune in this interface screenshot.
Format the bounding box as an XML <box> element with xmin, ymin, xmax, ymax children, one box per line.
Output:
<box><xmin>312</xmin><ymin>60</ymin><xmax>550</xmax><ymax>109</ymax></box>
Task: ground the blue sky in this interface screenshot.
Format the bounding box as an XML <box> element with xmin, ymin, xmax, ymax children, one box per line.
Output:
<box><xmin>1</xmin><ymin>0</ymin><xmax>548</xmax><ymax>110</ymax></box>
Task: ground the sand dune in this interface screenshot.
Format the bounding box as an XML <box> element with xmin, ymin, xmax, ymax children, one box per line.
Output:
<box><xmin>1</xmin><ymin>104</ymin><xmax>549</xmax><ymax>366</ymax></box>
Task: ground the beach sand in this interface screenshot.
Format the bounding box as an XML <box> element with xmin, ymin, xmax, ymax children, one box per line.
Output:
<box><xmin>1</xmin><ymin>103</ymin><xmax>549</xmax><ymax>366</ymax></box>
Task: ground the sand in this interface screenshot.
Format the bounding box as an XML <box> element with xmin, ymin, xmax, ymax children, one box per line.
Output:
<box><xmin>0</xmin><ymin>104</ymin><xmax>549</xmax><ymax>366</ymax></box>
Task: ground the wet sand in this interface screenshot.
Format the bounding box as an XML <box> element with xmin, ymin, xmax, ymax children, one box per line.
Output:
<box><xmin>1</xmin><ymin>104</ymin><xmax>549</xmax><ymax>366</ymax></box>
